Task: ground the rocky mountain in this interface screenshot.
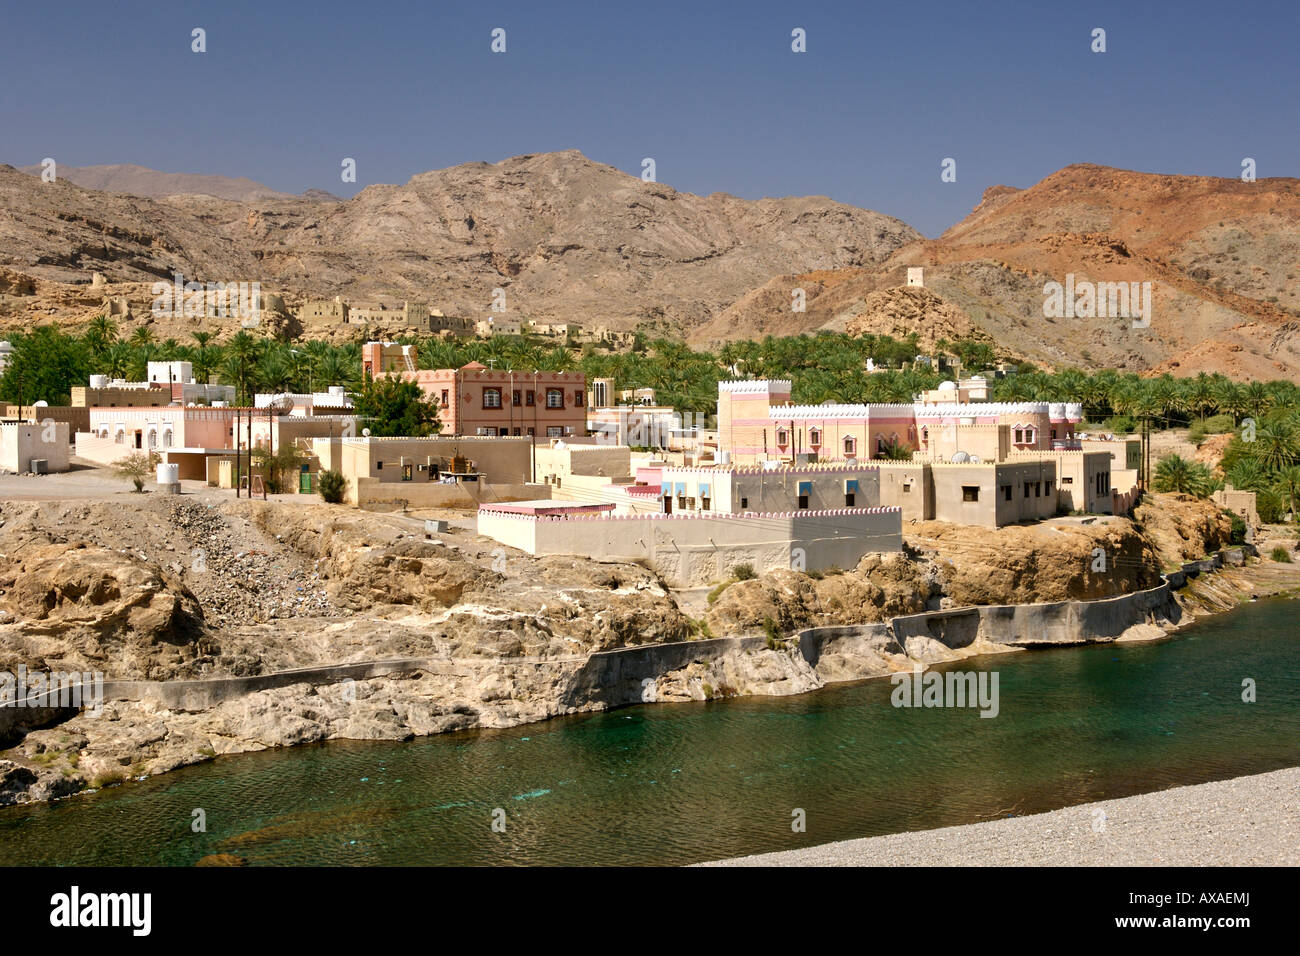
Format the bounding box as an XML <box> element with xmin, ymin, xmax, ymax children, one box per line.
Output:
<box><xmin>17</xmin><ymin>163</ymin><xmax>298</xmax><ymax>202</ymax></box>
<box><xmin>697</xmin><ymin>164</ymin><xmax>1300</xmax><ymax>381</ymax></box>
<box><xmin>0</xmin><ymin>151</ymin><xmax>919</xmax><ymax>336</ymax></box>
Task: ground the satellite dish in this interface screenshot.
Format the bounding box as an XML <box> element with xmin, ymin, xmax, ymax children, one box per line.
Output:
<box><xmin>845</xmin><ymin>457</ymin><xmax>859</xmax><ymax>467</ymax></box>
<box><xmin>969</xmin><ymin>454</ymin><xmax>981</xmax><ymax>464</ymax></box>
<box><xmin>951</xmin><ymin>451</ymin><xmax>970</xmax><ymax>463</ymax></box>
<box><xmin>33</xmin><ymin>400</ymin><xmax>48</xmax><ymax>407</ymax></box>
<box><xmin>267</xmin><ymin>395</ymin><xmax>294</xmax><ymax>414</ymax></box>
<box><xmin>362</xmin><ymin>427</ymin><xmax>371</xmax><ymax>437</ymax></box>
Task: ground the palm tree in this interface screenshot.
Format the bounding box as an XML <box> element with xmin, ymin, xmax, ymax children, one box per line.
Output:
<box><xmin>1154</xmin><ymin>454</ymin><xmax>1210</xmax><ymax>496</ymax></box>
<box><xmin>221</xmin><ymin>331</ymin><xmax>261</xmax><ymax>404</ymax></box>
<box><xmin>99</xmin><ymin>341</ymin><xmax>132</xmax><ymax>380</ymax></box>
<box><xmin>1243</xmin><ymin>381</ymin><xmax>1271</xmax><ymax>419</ymax></box>
<box><xmin>85</xmin><ymin>315</ymin><xmax>118</xmax><ymax>356</ymax></box>
<box><xmin>256</xmin><ymin>347</ymin><xmax>295</xmax><ymax>394</ymax></box>
<box><xmin>1213</xmin><ymin>380</ymin><xmax>1247</xmax><ymax>424</ymax></box>
<box><xmin>129</xmin><ymin>326</ymin><xmax>155</xmax><ymax>348</ymax></box>
<box><xmin>1253</xmin><ymin>419</ymin><xmax>1300</xmax><ymax>473</ymax></box>
<box><xmin>1272</xmin><ymin>466</ymin><xmax>1300</xmax><ymax>522</ymax></box>
<box><xmin>1225</xmin><ymin>458</ymin><xmax>1269</xmax><ymax>491</ymax></box>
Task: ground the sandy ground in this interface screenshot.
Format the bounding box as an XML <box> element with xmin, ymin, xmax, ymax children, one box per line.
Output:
<box><xmin>703</xmin><ymin>767</ymin><xmax>1300</xmax><ymax>866</ymax></box>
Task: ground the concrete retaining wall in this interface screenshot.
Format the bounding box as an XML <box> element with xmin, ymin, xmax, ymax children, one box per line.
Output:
<box><xmin>0</xmin><ymin>569</ymin><xmax>1193</xmax><ymax>725</ymax></box>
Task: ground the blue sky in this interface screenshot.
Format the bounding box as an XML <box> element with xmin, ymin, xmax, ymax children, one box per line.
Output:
<box><xmin>2</xmin><ymin>0</ymin><xmax>1295</xmax><ymax>235</ymax></box>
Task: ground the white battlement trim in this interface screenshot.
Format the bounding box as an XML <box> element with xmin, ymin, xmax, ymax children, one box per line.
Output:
<box><xmin>478</xmin><ymin>506</ymin><xmax>902</xmax><ymax>522</ymax></box>
<box><xmin>914</xmin><ymin>402</ymin><xmax>1050</xmax><ymax>417</ymax></box>
<box><xmin>719</xmin><ymin>379</ymin><xmax>792</xmax><ymax>393</ymax></box>
<box><xmin>767</xmin><ymin>403</ymin><xmax>915</xmax><ymax>419</ymax></box>
<box><xmin>662</xmin><ymin>462</ymin><xmax>881</xmax><ymax>476</ymax></box>
<box><xmin>338</xmin><ymin>434</ymin><xmax>533</xmax><ymax>444</ymax></box>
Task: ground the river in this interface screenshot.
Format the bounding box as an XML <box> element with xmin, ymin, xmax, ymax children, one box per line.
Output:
<box><xmin>1</xmin><ymin>597</ymin><xmax>1296</xmax><ymax>865</ymax></box>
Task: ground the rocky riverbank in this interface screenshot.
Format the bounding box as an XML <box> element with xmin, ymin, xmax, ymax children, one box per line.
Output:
<box><xmin>703</xmin><ymin>766</ymin><xmax>1300</xmax><ymax>866</ymax></box>
<box><xmin>1</xmin><ymin>491</ymin><xmax>1294</xmax><ymax>807</ymax></box>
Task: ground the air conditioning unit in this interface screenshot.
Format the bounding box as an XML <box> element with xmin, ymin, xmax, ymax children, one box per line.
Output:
<box><xmin>30</xmin><ymin>459</ymin><xmax>48</xmax><ymax>474</ymax></box>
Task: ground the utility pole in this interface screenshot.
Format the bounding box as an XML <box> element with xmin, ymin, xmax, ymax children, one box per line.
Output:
<box><xmin>235</xmin><ymin>407</ymin><xmax>241</xmax><ymax>498</ymax></box>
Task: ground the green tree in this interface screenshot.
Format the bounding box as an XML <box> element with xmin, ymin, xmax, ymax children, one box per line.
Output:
<box><xmin>1153</xmin><ymin>454</ymin><xmax>1214</xmax><ymax>497</ymax></box>
<box><xmin>0</xmin><ymin>326</ymin><xmax>90</xmax><ymax>406</ymax></box>
<box><xmin>251</xmin><ymin>442</ymin><xmax>308</xmax><ymax>494</ymax></box>
<box><xmin>353</xmin><ymin>374</ymin><xmax>441</xmax><ymax>437</ymax></box>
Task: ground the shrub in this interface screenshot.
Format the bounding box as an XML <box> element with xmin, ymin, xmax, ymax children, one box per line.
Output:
<box><xmin>1104</xmin><ymin>415</ymin><xmax>1136</xmax><ymax>435</ymax></box>
<box><xmin>732</xmin><ymin>563</ymin><xmax>757</xmax><ymax>581</ymax></box>
<box><xmin>1271</xmin><ymin>546</ymin><xmax>1292</xmax><ymax>563</ymax></box>
<box><xmin>113</xmin><ymin>451</ymin><xmax>160</xmax><ymax>493</ymax></box>
<box><xmin>251</xmin><ymin>443</ymin><xmax>307</xmax><ymax>494</ymax></box>
<box><xmin>317</xmin><ymin>469</ymin><xmax>346</xmax><ymax>504</ymax></box>
<box><xmin>1257</xmin><ymin>488</ymin><xmax>1286</xmax><ymax>524</ymax></box>
<box><xmin>1225</xmin><ymin>510</ymin><xmax>1247</xmax><ymax>545</ymax></box>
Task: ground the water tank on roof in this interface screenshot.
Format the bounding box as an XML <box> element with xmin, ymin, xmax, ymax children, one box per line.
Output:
<box><xmin>89</xmin><ymin>374</ymin><xmax>108</xmax><ymax>389</ymax></box>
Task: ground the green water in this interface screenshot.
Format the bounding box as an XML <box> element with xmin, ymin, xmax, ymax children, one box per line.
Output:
<box><xmin>1</xmin><ymin>598</ymin><xmax>1297</xmax><ymax>866</ymax></box>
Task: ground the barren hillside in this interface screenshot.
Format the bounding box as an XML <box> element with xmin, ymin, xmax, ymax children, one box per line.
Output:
<box><xmin>697</xmin><ymin>165</ymin><xmax>1300</xmax><ymax>381</ymax></box>
<box><xmin>0</xmin><ymin>151</ymin><xmax>918</xmax><ymax>338</ymax></box>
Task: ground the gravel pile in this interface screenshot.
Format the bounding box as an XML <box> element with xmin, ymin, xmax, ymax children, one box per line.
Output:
<box><xmin>703</xmin><ymin>767</ymin><xmax>1300</xmax><ymax>866</ymax></box>
<box><xmin>162</xmin><ymin>500</ymin><xmax>344</xmax><ymax>626</ymax></box>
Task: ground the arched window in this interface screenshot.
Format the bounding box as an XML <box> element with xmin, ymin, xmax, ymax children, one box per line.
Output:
<box><xmin>776</xmin><ymin>428</ymin><xmax>789</xmax><ymax>446</ymax></box>
<box><xmin>809</xmin><ymin>428</ymin><xmax>822</xmax><ymax>446</ymax></box>
<box><xmin>147</xmin><ymin>429</ymin><xmax>157</xmax><ymax>450</ymax></box>
<box><xmin>844</xmin><ymin>436</ymin><xmax>856</xmax><ymax>456</ymax></box>
<box><xmin>162</xmin><ymin>429</ymin><xmax>173</xmax><ymax>449</ymax></box>
<box><xmin>921</xmin><ymin>427</ymin><xmax>929</xmax><ymax>443</ymax></box>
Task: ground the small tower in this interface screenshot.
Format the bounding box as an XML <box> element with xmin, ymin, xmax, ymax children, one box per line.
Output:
<box><xmin>907</xmin><ymin>267</ymin><xmax>924</xmax><ymax>288</ymax></box>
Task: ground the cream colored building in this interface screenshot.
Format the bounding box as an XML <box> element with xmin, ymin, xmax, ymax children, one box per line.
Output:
<box><xmin>476</xmin><ymin>502</ymin><xmax>903</xmax><ymax>587</ymax></box>
<box><xmin>658</xmin><ymin>462</ymin><xmax>882</xmax><ymax>514</ymax></box>
<box><xmin>312</xmin><ymin>434</ymin><xmax>542</xmax><ymax>507</ymax></box>
<box><xmin>1</xmin><ymin>421</ymin><xmax>70</xmax><ymax>473</ymax></box>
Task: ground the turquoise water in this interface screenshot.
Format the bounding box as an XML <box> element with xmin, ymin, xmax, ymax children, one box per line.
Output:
<box><xmin>1</xmin><ymin>598</ymin><xmax>1297</xmax><ymax>866</ymax></box>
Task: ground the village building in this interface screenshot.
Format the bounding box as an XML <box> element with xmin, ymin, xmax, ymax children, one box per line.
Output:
<box><xmin>77</xmin><ymin>404</ymin><xmax>356</xmax><ymax>481</ymax></box>
<box><xmin>297</xmin><ymin>296</ymin><xmax>350</xmax><ymax>325</ymax></box>
<box><xmin>361</xmin><ymin>342</ymin><xmax>586</xmax><ymax>439</ymax></box>
<box><xmin>311</xmin><ymin>434</ymin><xmax>546</xmax><ymax>509</ymax></box>
<box><xmin>476</xmin><ymin>500</ymin><xmax>903</xmax><ymax>587</ymax></box>
<box><xmin>715</xmin><ymin>378</ymin><xmax>1134</xmax><ymax>527</ymax></box>
<box><xmin>475</xmin><ymin>316</ymin><xmax>524</xmax><ymax>336</ymax></box>
<box><xmin>0</xmin><ymin>421</ymin><xmax>70</xmax><ymax>473</ymax></box>
<box><xmin>656</xmin><ymin>461</ymin><xmax>884</xmax><ymax>515</ymax></box>
<box><xmin>254</xmin><ymin>387</ymin><xmax>354</xmax><ymax>415</ymax></box>
<box><xmin>585</xmin><ymin>378</ymin><xmax>680</xmax><ymax>448</ymax></box>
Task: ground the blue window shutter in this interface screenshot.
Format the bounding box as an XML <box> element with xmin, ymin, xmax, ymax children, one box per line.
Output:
<box><xmin>845</xmin><ymin>479</ymin><xmax>859</xmax><ymax>493</ymax></box>
<box><xmin>798</xmin><ymin>481</ymin><xmax>812</xmax><ymax>495</ymax></box>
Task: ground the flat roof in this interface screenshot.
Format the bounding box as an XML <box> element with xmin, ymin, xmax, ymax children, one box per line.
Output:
<box><xmin>478</xmin><ymin>500</ymin><xmax>614</xmax><ymax>516</ymax></box>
